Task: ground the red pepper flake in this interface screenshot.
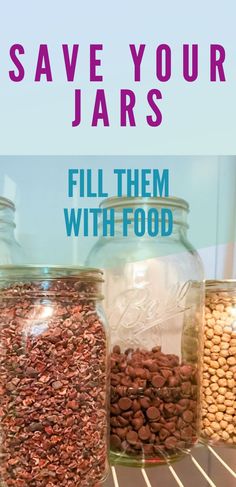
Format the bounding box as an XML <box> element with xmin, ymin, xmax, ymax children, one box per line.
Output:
<box><xmin>44</xmin><ymin>426</ymin><xmax>54</xmax><ymax>435</ymax></box>
<box><xmin>67</xmin><ymin>400</ymin><xmax>78</xmax><ymax>410</ymax></box>
<box><xmin>0</xmin><ymin>277</ymin><xmax>108</xmax><ymax>486</ymax></box>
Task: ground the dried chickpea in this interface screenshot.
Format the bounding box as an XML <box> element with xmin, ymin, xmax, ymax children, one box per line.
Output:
<box><xmin>216</xmin><ymin>304</ymin><xmax>224</xmax><ymax>312</ymax></box>
<box><xmin>213</xmin><ymin>325</ymin><xmax>223</xmax><ymax>336</ymax></box>
<box><xmin>217</xmin><ymin>404</ymin><xmax>226</xmax><ymax>412</ymax></box>
<box><xmin>216</xmin><ymin>395</ymin><xmax>225</xmax><ymax>404</ymax></box>
<box><xmin>221</xmin><ymin>334</ymin><xmax>231</xmax><ymax>343</ymax></box>
<box><xmin>216</xmin><ymin>369</ymin><xmax>225</xmax><ymax>378</ymax></box>
<box><xmin>221</xmin><ymin>431</ymin><xmax>230</xmax><ymax>441</ymax></box>
<box><xmin>218</xmin><ymin>357</ymin><xmax>226</xmax><ymax>367</ymax></box>
<box><xmin>225</xmin><ymin>399</ymin><xmax>234</xmax><ymax>407</ymax></box>
<box><xmin>212</xmin><ymin>336</ymin><xmax>221</xmax><ymax>345</ymax></box>
<box><xmin>226</xmin><ymin>407</ymin><xmax>235</xmax><ymax>415</ymax></box>
<box><xmin>201</xmin><ymin>288</ymin><xmax>236</xmax><ymax>445</ymax></box>
<box><xmin>215</xmin><ymin>411</ymin><xmax>223</xmax><ymax>421</ymax></box>
<box><xmin>226</xmin><ymin>424</ymin><xmax>234</xmax><ymax>434</ymax></box>
<box><xmin>219</xmin><ymin>350</ymin><xmax>229</xmax><ymax>358</ymax></box>
<box><xmin>221</xmin><ymin>342</ymin><xmax>230</xmax><ymax>350</ymax></box>
<box><xmin>220</xmin><ymin>420</ymin><xmax>228</xmax><ymax>429</ymax></box>
<box><xmin>206</xmin><ymin>329</ymin><xmax>214</xmax><ymax>339</ymax></box>
<box><xmin>206</xmin><ymin>413</ymin><xmax>215</xmax><ymax>422</ymax></box>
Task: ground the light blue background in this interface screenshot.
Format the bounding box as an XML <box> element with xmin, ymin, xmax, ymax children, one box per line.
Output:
<box><xmin>0</xmin><ymin>1</ymin><xmax>236</xmax><ymax>154</ymax></box>
<box><xmin>0</xmin><ymin>156</ymin><xmax>235</xmax><ymax>278</ymax></box>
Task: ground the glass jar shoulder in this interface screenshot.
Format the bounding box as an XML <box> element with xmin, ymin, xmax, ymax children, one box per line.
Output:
<box><xmin>87</xmin><ymin>236</ymin><xmax>204</xmax><ymax>280</ymax></box>
<box><xmin>0</xmin><ymin>238</ymin><xmax>24</xmax><ymax>264</ymax></box>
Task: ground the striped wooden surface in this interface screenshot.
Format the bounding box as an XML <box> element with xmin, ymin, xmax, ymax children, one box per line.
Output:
<box><xmin>102</xmin><ymin>445</ymin><xmax>236</xmax><ymax>487</ymax></box>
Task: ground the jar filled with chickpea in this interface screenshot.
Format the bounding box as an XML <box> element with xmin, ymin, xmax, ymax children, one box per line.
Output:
<box><xmin>201</xmin><ymin>281</ymin><xmax>236</xmax><ymax>446</ymax></box>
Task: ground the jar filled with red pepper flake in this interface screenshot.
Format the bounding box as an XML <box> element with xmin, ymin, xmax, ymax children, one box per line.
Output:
<box><xmin>0</xmin><ymin>265</ymin><xmax>109</xmax><ymax>487</ymax></box>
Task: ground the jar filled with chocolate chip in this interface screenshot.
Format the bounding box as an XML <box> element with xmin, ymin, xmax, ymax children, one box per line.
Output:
<box><xmin>87</xmin><ymin>197</ymin><xmax>204</xmax><ymax>466</ymax></box>
<box><xmin>0</xmin><ymin>265</ymin><xmax>109</xmax><ymax>486</ymax></box>
<box><xmin>201</xmin><ymin>280</ymin><xmax>236</xmax><ymax>446</ymax></box>
<box><xmin>0</xmin><ymin>197</ymin><xmax>23</xmax><ymax>264</ymax></box>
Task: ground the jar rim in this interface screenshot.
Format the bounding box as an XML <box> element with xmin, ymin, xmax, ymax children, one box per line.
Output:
<box><xmin>0</xmin><ymin>197</ymin><xmax>15</xmax><ymax>210</ymax></box>
<box><xmin>99</xmin><ymin>196</ymin><xmax>189</xmax><ymax>211</ymax></box>
<box><xmin>206</xmin><ymin>279</ymin><xmax>236</xmax><ymax>290</ymax></box>
<box><xmin>0</xmin><ymin>265</ymin><xmax>103</xmax><ymax>282</ymax></box>
<box><xmin>206</xmin><ymin>279</ymin><xmax>236</xmax><ymax>284</ymax></box>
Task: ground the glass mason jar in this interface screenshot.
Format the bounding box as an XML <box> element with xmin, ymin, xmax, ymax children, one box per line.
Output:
<box><xmin>0</xmin><ymin>197</ymin><xmax>23</xmax><ymax>264</ymax></box>
<box><xmin>87</xmin><ymin>196</ymin><xmax>204</xmax><ymax>467</ymax></box>
<box><xmin>0</xmin><ymin>265</ymin><xmax>109</xmax><ymax>486</ymax></box>
<box><xmin>201</xmin><ymin>280</ymin><xmax>236</xmax><ymax>446</ymax></box>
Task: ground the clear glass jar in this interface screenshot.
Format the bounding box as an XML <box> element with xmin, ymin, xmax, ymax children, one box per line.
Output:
<box><xmin>87</xmin><ymin>196</ymin><xmax>204</xmax><ymax>467</ymax></box>
<box><xmin>0</xmin><ymin>265</ymin><xmax>109</xmax><ymax>486</ymax></box>
<box><xmin>0</xmin><ymin>197</ymin><xmax>23</xmax><ymax>264</ymax></box>
<box><xmin>201</xmin><ymin>280</ymin><xmax>236</xmax><ymax>446</ymax></box>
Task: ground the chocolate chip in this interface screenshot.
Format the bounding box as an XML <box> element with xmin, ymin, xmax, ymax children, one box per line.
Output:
<box><xmin>140</xmin><ymin>397</ymin><xmax>151</xmax><ymax>409</ymax></box>
<box><xmin>111</xmin><ymin>434</ymin><xmax>122</xmax><ymax>449</ymax></box>
<box><xmin>151</xmin><ymin>375</ymin><xmax>166</xmax><ymax>388</ymax></box>
<box><xmin>122</xmin><ymin>410</ymin><xmax>133</xmax><ymax>419</ymax></box>
<box><xmin>117</xmin><ymin>416</ymin><xmax>129</xmax><ymax>426</ymax></box>
<box><xmin>163</xmin><ymin>403</ymin><xmax>176</xmax><ymax>418</ymax></box>
<box><xmin>132</xmin><ymin>399</ymin><xmax>141</xmax><ymax>412</ymax></box>
<box><xmin>132</xmin><ymin>418</ymin><xmax>144</xmax><ymax>430</ymax></box>
<box><xmin>111</xmin><ymin>417</ymin><xmax>120</xmax><ymax>427</ymax></box>
<box><xmin>182</xmin><ymin>410</ymin><xmax>194</xmax><ymax>423</ymax></box>
<box><xmin>146</xmin><ymin>406</ymin><xmax>160</xmax><ymax>421</ymax></box>
<box><xmin>181</xmin><ymin>426</ymin><xmax>193</xmax><ymax>440</ymax></box>
<box><xmin>116</xmin><ymin>385</ymin><xmax>128</xmax><ymax>397</ymax></box>
<box><xmin>120</xmin><ymin>376</ymin><xmax>131</xmax><ymax>387</ymax></box>
<box><xmin>179</xmin><ymin>365</ymin><xmax>193</xmax><ymax>380</ymax></box>
<box><xmin>143</xmin><ymin>444</ymin><xmax>154</xmax><ymax>455</ymax></box>
<box><xmin>110</xmin><ymin>345</ymin><xmax>198</xmax><ymax>460</ymax></box>
<box><xmin>126</xmin><ymin>431</ymin><xmax>139</xmax><ymax>445</ymax></box>
<box><xmin>159</xmin><ymin>428</ymin><xmax>169</xmax><ymax>441</ymax></box>
<box><xmin>161</xmin><ymin>369</ymin><xmax>172</xmax><ymax>379</ymax></box>
<box><xmin>134</xmin><ymin>410</ymin><xmax>144</xmax><ymax>419</ymax></box>
<box><xmin>168</xmin><ymin>376</ymin><xmax>180</xmax><ymax>387</ymax></box>
<box><xmin>126</xmin><ymin>366</ymin><xmax>136</xmax><ymax>378</ymax></box>
<box><xmin>150</xmin><ymin>422</ymin><xmax>162</xmax><ymax>433</ymax></box>
<box><xmin>118</xmin><ymin>397</ymin><xmax>132</xmax><ymax>411</ymax></box>
<box><xmin>165</xmin><ymin>421</ymin><xmax>176</xmax><ymax>433</ymax></box>
<box><xmin>113</xmin><ymin>345</ymin><xmax>121</xmax><ymax>354</ymax></box>
<box><xmin>138</xmin><ymin>425</ymin><xmax>151</xmax><ymax>441</ymax></box>
<box><xmin>164</xmin><ymin>436</ymin><xmax>178</xmax><ymax>449</ymax></box>
<box><xmin>178</xmin><ymin>398</ymin><xmax>190</xmax><ymax>409</ymax></box>
<box><xmin>110</xmin><ymin>404</ymin><xmax>121</xmax><ymax>415</ymax></box>
<box><xmin>143</xmin><ymin>359</ymin><xmax>158</xmax><ymax>372</ymax></box>
<box><xmin>135</xmin><ymin>368</ymin><xmax>147</xmax><ymax>379</ymax></box>
<box><xmin>116</xmin><ymin>428</ymin><xmax>128</xmax><ymax>440</ymax></box>
<box><xmin>181</xmin><ymin>382</ymin><xmax>192</xmax><ymax>396</ymax></box>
